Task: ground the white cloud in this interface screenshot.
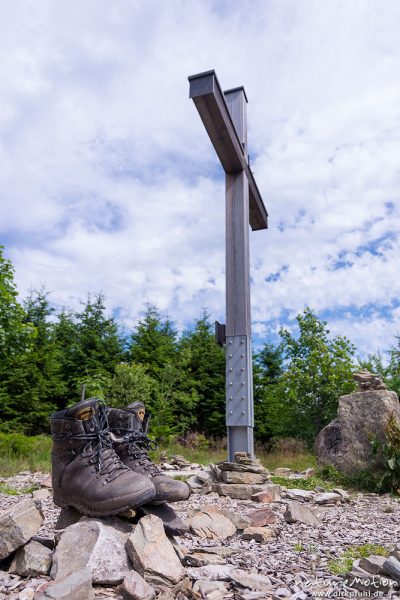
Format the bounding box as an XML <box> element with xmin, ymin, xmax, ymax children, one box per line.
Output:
<box><xmin>0</xmin><ymin>0</ymin><xmax>400</xmax><ymax>356</ymax></box>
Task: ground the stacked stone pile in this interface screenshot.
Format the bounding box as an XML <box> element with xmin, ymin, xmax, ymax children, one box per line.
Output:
<box><xmin>203</xmin><ymin>452</ymin><xmax>282</xmax><ymax>501</ymax></box>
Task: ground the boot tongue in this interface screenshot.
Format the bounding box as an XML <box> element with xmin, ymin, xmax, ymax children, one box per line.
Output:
<box><xmin>126</xmin><ymin>402</ymin><xmax>150</xmax><ymax>434</ymax></box>
<box><xmin>65</xmin><ymin>398</ymin><xmax>99</xmax><ymax>421</ymax></box>
<box><xmin>126</xmin><ymin>402</ymin><xmax>146</xmax><ymax>423</ymax></box>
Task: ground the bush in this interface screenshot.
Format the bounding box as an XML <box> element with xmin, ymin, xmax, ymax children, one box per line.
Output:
<box><xmin>371</xmin><ymin>414</ymin><xmax>400</xmax><ymax>493</ymax></box>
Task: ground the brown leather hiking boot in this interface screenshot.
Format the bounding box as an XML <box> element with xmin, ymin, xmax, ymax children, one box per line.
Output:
<box><xmin>107</xmin><ymin>402</ymin><xmax>190</xmax><ymax>504</ymax></box>
<box><xmin>51</xmin><ymin>398</ymin><xmax>156</xmax><ymax>516</ymax></box>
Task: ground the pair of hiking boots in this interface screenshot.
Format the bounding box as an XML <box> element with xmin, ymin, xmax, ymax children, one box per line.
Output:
<box><xmin>50</xmin><ymin>398</ymin><xmax>190</xmax><ymax>516</ymax></box>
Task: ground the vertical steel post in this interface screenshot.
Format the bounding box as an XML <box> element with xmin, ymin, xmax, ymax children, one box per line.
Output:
<box><xmin>224</xmin><ymin>88</ymin><xmax>254</xmax><ymax>461</ymax></box>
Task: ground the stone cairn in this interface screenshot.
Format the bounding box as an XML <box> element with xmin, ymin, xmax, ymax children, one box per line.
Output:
<box><xmin>207</xmin><ymin>451</ymin><xmax>282</xmax><ymax>502</ymax></box>
<box><xmin>316</xmin><ymin>369</ymin><xmax>400</xmax><ymax>474</ymax></box>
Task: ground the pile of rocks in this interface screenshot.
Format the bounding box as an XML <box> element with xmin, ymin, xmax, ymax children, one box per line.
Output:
<box><xmin>204</xmin><ymin>452</ymin><xmax>282</xmax><ymax>502</ymax></box>
<box><xmin>159</xmin><ymin>455</ymin><xmax>198</xmax><ymax>472</ymax></box>
<box><xmin>2</xmin><ymin>462</ymin><xmax>400</xmax><ymax>599</ymax></box>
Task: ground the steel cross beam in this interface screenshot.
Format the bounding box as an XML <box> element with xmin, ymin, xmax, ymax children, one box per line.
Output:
<box><xmin>188</xmin><ymin>70</ymin><xmax>268</xmax><ymax>461</ymax></box>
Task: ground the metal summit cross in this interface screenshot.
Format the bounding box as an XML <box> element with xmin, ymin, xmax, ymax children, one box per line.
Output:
<box><xmin>188</xmin><ymin>70</ymin><xmax>268</xmax><ymax>461</ymax></box>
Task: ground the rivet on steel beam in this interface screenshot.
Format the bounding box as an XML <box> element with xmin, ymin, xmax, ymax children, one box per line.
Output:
<box><xmin>229</xmin><ymin>382</ymin><xmax>233</xmax><ymax>386</ymax></box>
<box><xmin>241</xmin><ymin>381</ymin><xmax>245</xmax><ymax>385</ymax></box>
<box><xmin>241</xmin><ymin>353</ymin><xmax>244</xmax><ymax>358</ymax></box>
<box><xmin>241</xmin><ymin>339</ymin><xmax>245</xmax><ymax>344</ymax></box>
<box><xmin>229</xmin><ymin>340</ymin><xmax>233</xmax><ymax>345</ymax></box>
<box><xmin>241</xmin><ymin>410</ymin><xmax>245</xmax><ymax>415</ymax></box>
<box><xmin>229</xmin><ymin>368</ymin><xmax>233</xmax><ymax>372</ymax></box>
<box><xmin>241</xmin><ymin>367</ymin><xmax>244</xmax><ymax>372</ymax></box>
<box><xmin>241</xmin><ymin>395</ymin><xmax>245</xmax><ymax>400</ymax></box>
<box><xmin>229</xmin><ymin>396</ymin><xmax>233</xmax><ymax>400</ymax></box>
<box><xmin>229</xmin><ymin>411</ymin><xmax>233</xmax><ymax>415</ymax></box>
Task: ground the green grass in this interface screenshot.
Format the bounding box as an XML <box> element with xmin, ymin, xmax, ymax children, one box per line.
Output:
<box><xmin>328</xmin><ymin>544</ymin><xmax>389</xmax><ymax>575</ymax></box>
<box><xmin>270</xmin><ymin>474</ymin><xmax>334</xmax><ymax>490</ymax></box>
<box><xmin>258</xmin><ymin>450</ymin><xmax>317</xmax><ymax>472</ymax></box>
<box><xmin>0</xmin><ymin>432</ymin><xmax>383</xmax><ymax>497</ymax></box>
<box><xmin>0</xmin><ymin>432</ymin><xmax>317</xmax><ymax>477</ymax></box>
<box><xmin>0</xmin><ymin>433</ymin><xmax>52</xmax><ymax>476</ymax></box>
<box><xmin>0</xmin><ymin>483</ymin><xmax>40</xmax><ymax>495</ymax></box>
<box><xmin>150</xmin><ymin>442</ymin><xmax>226</xmax><ymax>466</ymax></box>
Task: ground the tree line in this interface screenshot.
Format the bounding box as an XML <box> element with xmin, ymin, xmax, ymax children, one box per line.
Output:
<box><xmin>1</xmin><ymin>245</ymin><xmax>400</xmax><ymax>445</ymax></box>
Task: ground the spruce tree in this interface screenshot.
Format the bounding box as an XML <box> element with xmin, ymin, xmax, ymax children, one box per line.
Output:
<box><xmin>180</xmin><ymin>311</ymin><xmax>225</xmax><ymax>437</ymax></box>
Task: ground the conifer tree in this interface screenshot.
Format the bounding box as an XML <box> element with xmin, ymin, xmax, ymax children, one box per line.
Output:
<box><xmin>180</xmin><ymin>311</ymin><xmax>225</xmax><ymax>437</ymax></box>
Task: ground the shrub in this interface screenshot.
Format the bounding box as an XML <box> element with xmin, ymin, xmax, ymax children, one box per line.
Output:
<box><xmin>371</xmin><ymin>414</ymin><xmax>400</xmax><ymax>493</ymax></box>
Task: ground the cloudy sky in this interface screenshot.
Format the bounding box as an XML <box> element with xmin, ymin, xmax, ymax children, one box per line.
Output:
<box><xmin>1</xmin><ymin>0</ymin><xmax>399</xmax><ymax>358</ymax></box>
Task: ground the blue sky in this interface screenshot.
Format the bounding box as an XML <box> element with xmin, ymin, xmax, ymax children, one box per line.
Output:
<box><xmin>1</xmin><ymin>0</ymin><xmax>400</xmax><ymax>358</ymax></box>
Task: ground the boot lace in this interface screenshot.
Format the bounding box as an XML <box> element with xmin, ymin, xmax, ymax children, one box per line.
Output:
<box><xmin>56</xmin><ymin>402</ymin><xmax>129</xmax><ymax>482</ymax></box>
<box><xmin>121</xmin><ymin>430</ymin><xmax>161</xmax><ymax>477</ymax></box>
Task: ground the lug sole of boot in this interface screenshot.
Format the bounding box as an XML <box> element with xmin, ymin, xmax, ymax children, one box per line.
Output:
<box><xmin>53</xmin><ymin>486</ymin><xmax>156</xmax><ymax>517</ymax></box>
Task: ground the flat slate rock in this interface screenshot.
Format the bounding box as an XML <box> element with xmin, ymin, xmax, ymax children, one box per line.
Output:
<box><xmin>121</xmin><ymin>569</ymin><xmax>156</xmax><ymax>600</ymax></box>
<box><xmin>136</xmin><ymin>502</ymin><xmax>189</xmax><ymax>536</ymax></box>
<box><xmin>187</xmin><ymin>505</ymin><xmax>236</xmax><ymax>540</ymax></box>
<box><xmin>0</xmin><ymin>498</ymin><xmax>43</xmax><ymax>560</ymax></box>
<box><xmin>51</xmin><ymin>517</ymin><xmax>131</xmax><ymax>585</ymax></box>
<box><xmin>284</xmin><ymin>501</ymin><xmax>320</xmax><ymax>526</ymax></box>
<box><xmin>9</xmin><ymin>539</ymin><xmax>52</xmax><ymax>576</ymax></box>
<box><xmin>35</xmin><ymin>567</ymin><xmax>94</xmax><ymax>600</ymax></box>
<box><xmin>221</xmin><ymin>471</ymin><xmax>269</xmax><ymax>485</ymax></box>
<box><xmin>242</xmin><ymin>526</ymin><xmax>275</xmax><ymax>543</ymax></box>
<box><xmin>126</xmin><ymin>514</ymin><xmax>184</xmax><ymax>586</ymax></box>
<box><xmin>184</xmin><ymin>551</ymin><xmax>227</xmax><ymax>567</ymax></box>
<box><xmin>247</xmin><ymin>507</ymin><xmax>276</xmax><ymax>527</ymax></box>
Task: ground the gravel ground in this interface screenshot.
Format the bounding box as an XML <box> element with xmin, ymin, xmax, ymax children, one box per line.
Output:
<box><xmin>1</xmin><ymin>471</ymin><xmax>400</xmax><ymax>599</ymax></box>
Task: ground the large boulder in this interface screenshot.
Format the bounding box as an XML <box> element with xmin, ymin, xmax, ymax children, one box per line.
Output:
<box><xmin>316</xmin><ymin>385</ymin><xmax>400</xmax><ymax>474</ymax></box>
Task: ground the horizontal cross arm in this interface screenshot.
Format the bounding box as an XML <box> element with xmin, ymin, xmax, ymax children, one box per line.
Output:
<box><xmin>189</xmin><ymin>70</ymin><xmax>268</xmax><ymax>231</ymax></box>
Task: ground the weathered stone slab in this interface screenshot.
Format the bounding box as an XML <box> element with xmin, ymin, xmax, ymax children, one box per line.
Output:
<box><xmin>332</xmin><ymin>488</ymin><xmax>351</xmax><ymax>501</ymax></box>
<box><xmin>192</xmin><ymin>580</ymin><xmax>227</xmax><ymax>595</ymax></box>
<box><xmin>218</xmin><ymin>461</ymin><xmax>268</xmax><ymax>474</ymax></box>
<box><xmin>383</xmin><ymin>556</ymin><xmax>400</xmax><ymax>583</ymax></box>
<box><xmin>9</xmin><ymin>540</ymin><xmax>52</xmax><ymax>576</ymax></box>
<box><xmin>184</xmin><ymin>551</ymin><xmax>226</xmax><ymax>567</ymax></box>
<box><xmin>284</xmin><ymin>501</ymin><xmax>320</xmax><ymax>526</ymax></box>
<box><xmin>230</xmin><ymin>569</ymin><xmax>273</xmax><ymax>591</ymax></box>
<box><xmin>34</xmin><ymin>568</ymin><xmax>94</xmax><ymax>600</ymax></box>
<box><xmin>0</xmin><ymin>498</ymin><xmax>43</xmax><ymax>560</ymax></box>
<box><xmin>121</xmin><ymin>570</ymin><xmax>156</xmax><ymax>600</ymax></box>
<box><xmin>247</xmin><ymin>507</ymin><xmax>276</xmax><ymax>527</ymax></box>
<box><xmin>186</xmin><ymin>564</ymin><xmax>234</xmax><ymax>581</ymax></box>
<box><xmin>51</xmin><ymin>517</ymin><xmax>131</xmax><ymax>584</ymax></box>
<box><xmin>216</xmin><ymin>482</ymin><xmax>280</xmax><ymax>501</ymax></box>
<box><xmin>126</xmin><ymin>514</ymin><xmax>184</xmax><ymax>586</ymax></box>
<box><xmin>347</xmin><ymin>569</ymin><xmax>395</xmax><ymax>593</ymax></box>
<box><xmin>220</xmin><ymin>509</ymin><xmax>251</xmax><ymax>530</ymax></box>
<box><xmin>32</xmin><ymin>489</ymin><xmax>51</xmax><ymax>501</ymax></box>
<box><xmin>314</xmin><ymin>492</ymin><xmax>342</xmax><ymax>504</ymax></box>
<box><xmin>222</xmin><ymin>471</ymin><xmax>268</xmax><ymax>485</ymax></box>
<box><xmin>284</xmin><ymin>489</ymin><xmax>314</xmax><ymax>501</ymax></box>
<box><xmin>242</xmin><ymin>527</ymin><xmax>274</xmax><ymax>543</ymax></box>
<box><xmin>359</xmin><ymin>555</ymin><xmax>387</xmax><ymax>575</ymax></box>
<box><xmin>136</xmin><ymin>503</ymin><xmax>189</xmax><ymax>536</ymax></box>
<box><xmin>188</xmin><ymin>506</ymin><xmax>236</xmax><ymax>540</ymax></box>
<box><xmin>250</xmin><ymin>490</ymin><xmax>274</xmax><ymax>503</ymax></box>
